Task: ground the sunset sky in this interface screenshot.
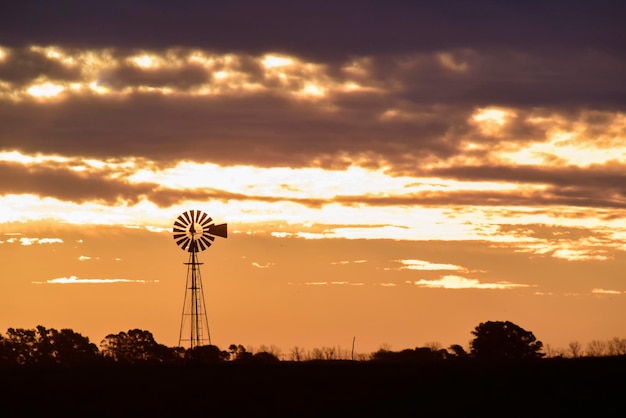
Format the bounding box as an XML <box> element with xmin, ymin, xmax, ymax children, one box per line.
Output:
<box><xmin>1</xmin><ymin>0</ymin><xmax>625</xmax><ymax>355</ymax></box>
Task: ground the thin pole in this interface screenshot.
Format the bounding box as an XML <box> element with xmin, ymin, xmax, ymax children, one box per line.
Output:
<box><xmin>191</xmin><ymin>249</ymin><xmax>197</xmax><ymax>349</ymax></box>
<box><xmin>351</xmin><ymin>336</ymin><xmax>355</xmax><ymax>361</ymax></box>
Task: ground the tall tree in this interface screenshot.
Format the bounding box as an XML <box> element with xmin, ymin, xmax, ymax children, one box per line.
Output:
<box><xmin>50</xmin><ymin>328</ymin><xmax>99</xmax><ymax>365</ymax></box>
<box><xmin>0</xmin><ymin>326</ymin><xmax>98</xmax><ymax>366</ymax></box>
<box><xmin>1</xmin><ymin>328</ymin><xmax>38</xmax><ymax>365</ymax></box>
<box><xmin>470</xmin><ymin>321</ymin><xmax>544</xmax><ymax>360</ymax></box>
<box><xmin>100</xmin><ymin>329</ymin><xmax>176</xmax><ymax>363</ymax></box>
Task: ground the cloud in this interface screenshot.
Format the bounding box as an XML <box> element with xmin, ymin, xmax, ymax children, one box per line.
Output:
<box><xmin>330</xmin><ymin>260</ymin><xmax>368</xmax><ymax>265</ymax></box>
<box><xmin>78</xmin><ymin>255</ymin><xmax>101</xmax><ymax>261</ymax></box>
<box><xmin>4</xmin><ymin>237</ymin><xmax>63</xmax><ymax>246</ymax></box>
<box><xmin>490</xmin><ymin>225</ymin><xmax>622</xmax><ymax>261</ymax></box>
<box><xmin>592</xmin><ymin>288</ymin><xmax>624</xmax><ymax>295</ymax></box>
<box><xmin>33</xmin><ymin>275</ymin><xmax>159</xmax><ymax>284</ymax></box>
<box><xmin>1</xmin><ymin>45</ymin><xmax>625</xmax><ymax>173</ymax></box>
<box><xmin>251</xmin><ymin>262</ymin><xmax>273</xmax><ymax>269</ymax></box>
<box><xmin>411</xmin><ymin>275</ymin><xmax>530</xmax><ymax>290</ymax></box>
<box><xmin>551</xmin><ymin>249</ymin><xmax>611</xmax><ymax>262</ymax></box>
<box><xmin>1</xmin><ymin>4</ymin><xmax>625</xmax><ymax>273</ymax></box>
<box><xmin>0</xmin><ymin>160</ymin><xmax>157</xmax><ymax>204</ymax></box>
<box><xmin>392</xmin><ymin>259</ymin><xmax>468</xmax><ymax>272</ymax></box>
<box><xmin>291</xmin><ymin>281</ymin><xmax>365</xmax><ymax>286</ymax></box>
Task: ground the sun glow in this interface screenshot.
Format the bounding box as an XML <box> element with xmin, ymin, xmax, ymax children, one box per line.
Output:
<box><xmin>262</xmin><ymin>55</ymin><xmax>293</xmax><ymax>68</ymax></box>
<box><xmin>498</xmin><ymin>129</ymin><xmax>626</xmax><ymax>166</ymax></box>
<box><xmin>129</xmin><ymin>53</ymin><xmax>163</xmax><ymax>68</ymax></box>
<box><xmin>0</xmin><ymin>150</ymin><xmax>71</xmax><ymax>165</ymax></box>
<box><xmin>471</xmin><ymin>107</ymin><xmax>514</xmax><ymax>136</ymax></box>
<box><xmin>27</xmin><ymin>82</ymin><xmax>65</xmax><ymax>98</ymax></box>
<box><xmin>4</xmin><ymin>144</ymin><xmax>626</xmax><ymax>259</ymax></box>
<box><xmin>0</xmin><ymin>46</ymin><xmax>382</xmax><ymax>102</ymax></box>
<box><xmin>299</xmin><ymin>83</ymin><xmax>325</xmax><ymax>97</ymax></box>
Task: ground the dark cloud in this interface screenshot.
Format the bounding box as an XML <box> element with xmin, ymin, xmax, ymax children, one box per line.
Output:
<box><xmin>331</xmin><ymin>189</ymin><xmax>626</xmax><ymax>210</ymax></box>
<box><xmin>1</xmin><ymin>39</ymin><xmax>623</xmax><ymax>170</ymax></box>
<box><xmin>7</xmin><ymin>152</ymin><xmax>623</xmax><ymax>210</ymax></box>
<box><xmin>0</xmin><ymin>162</ymin><xmax>155</xmax><ymax>203</ymax></box>
<box><xmin>2</xmin><ymin>1</ymin><xmax>624</xmax><ymax>59</ymax></box>
<box><xmin>147</xmin><ymin>188</ymin><xmax>326</xmax><ymax>209</ymax></box>
<box><xmin>430</xmin><ymin>164</ymin><xmax>626</xmax><ymax>190</ymax></box>
<box><xmin>0</xmin><ymin>92</ymin><xmax>466</xmax><ymax>167</ymax></box>
<box><xmin>426</xmin><ymin>165</ymin><xmax>626</xmax><ymax>209</ymax></box>
<box><xmin>0</xmin><ymin>48</ymin><xmax>82</xmax><ymax>86</ymax></box>
<box><xmin>369</xmin><ymin>49</ymin><xmax>626</xmax><ymax>109</ymax></box>
<box><xmin>100</xmin><ymin>64</ymin><xmax>210</xmax><ymax>91</ymax></box>
<box><xmin>1</xmin><ymin>2</ymin><xmax>625</xmax><ymax>213</ymax></box>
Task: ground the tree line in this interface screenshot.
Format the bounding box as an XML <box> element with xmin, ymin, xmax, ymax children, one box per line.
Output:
<box><xmin>0</xmin><ymin>321</ymin><xmax>624</xmax><ymax>367</ymax></box>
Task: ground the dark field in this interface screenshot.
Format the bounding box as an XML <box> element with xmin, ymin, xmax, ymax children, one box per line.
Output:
<box><xmin>1</xmin><ymin>357</ymin><xmax>624</xmax><ymax>417</ymax></box>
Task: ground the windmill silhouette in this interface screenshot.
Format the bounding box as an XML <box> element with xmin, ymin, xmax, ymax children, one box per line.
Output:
<box><xmin>173</xmin><ymin>210</ymin><xmax>227</xmax><ymax>349</ymax></box>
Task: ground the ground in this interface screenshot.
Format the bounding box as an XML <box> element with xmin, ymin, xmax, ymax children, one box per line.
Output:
<box><xmin>0</xmin><ymin>358</ymin><xmax>624</xmax><ymax>417</ymax></box>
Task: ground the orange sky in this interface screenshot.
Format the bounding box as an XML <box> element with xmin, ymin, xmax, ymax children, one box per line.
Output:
<box><xmin>1</xmin><ymin>1</ymin><xmax>626</xmax><ymax>356</ymax></box>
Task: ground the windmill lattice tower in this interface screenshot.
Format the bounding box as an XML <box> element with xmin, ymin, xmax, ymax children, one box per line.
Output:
<box><xmin>173</xmin><ymin>210</ymin><xmax>227</xmax><ymax>349</ymax></box>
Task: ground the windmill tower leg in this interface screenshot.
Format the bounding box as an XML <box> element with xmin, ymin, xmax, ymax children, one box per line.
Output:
<box><xmin>178</xmin><ymin>249</ymin><xmax>211</xmax><ymax>349</ymax></box>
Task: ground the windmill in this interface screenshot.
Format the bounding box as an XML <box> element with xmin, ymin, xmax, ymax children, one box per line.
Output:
<box><xmin>173</xmin><ymin>210</ymin><xmax>227</xmax><ymax>349</ymax></box>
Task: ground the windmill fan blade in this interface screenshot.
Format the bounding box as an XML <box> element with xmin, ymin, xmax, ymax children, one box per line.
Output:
<box><xmin>207</xmin><ymin>223</ymin><xmax>227</xmax><ymax>238</ymax></box>
<box><xmin>173</xmin><ymin>211</ymin><xmax>226</xmax><ymax>252</ymax></box>
<box><xmin>200</xmin><ymin>236</ymin><xmax>213</xmax><ymax>248</ymax></box>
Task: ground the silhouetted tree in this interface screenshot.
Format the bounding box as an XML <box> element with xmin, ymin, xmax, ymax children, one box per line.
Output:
<box><xmin>607</xmin><ymin>337</ymin><xmax>626</xmax><ymax>356</ymax></box>
<box><xmin>253</xmin><ymin>351</ymin><xmax>280</xmax><ymax>363</ymax></box>
<box><xmin>0</xmin><ymin>328</ymin><xmax>38</xmax><ymax>365</ymax></box>
<box><xmin>424</xmin><ymin>341</ymin><xmax>443</xmax><ymax>351</ymax></box>
<box><xmin>229</xmin><ymin>344</ymin><xmax>254</xmax><ymax>363</ymax></box>
<box><xmin>568</xmin><ymin>341</ymin><xmax>583</xmax><ymax>358</ymax></box>
<box><xmin>470</xmin><ymin>321</ymin><xmax>544</xmax><ymax>360</ymax></box>
<box><xmin>586</xmin><ymin>340</ymin><xmax>607</xmax><ymax>357</ymax></box>
<box><xmin>0</xmin><ymin>326</ymin><xmax>98</xmax><ymax>366</ymax></box>
<box><xmin>447</xmin><ymin>344</ymin><xmax>468</xmax><ymax>358</ymax></box>
<box><xmin>257</xmin><ymin>344</ymin><xmax>282</xmax><ymax>359</ymax></box>
<box><xmin>37</xmin><ymin>326</ymin><xmax>99</xmax><ymax>365</ymax></box>
<box><xmin>289</xmin><ymin>346</ymin><xmax>304</xmax><ymax>361</ymax></box>
<box><xmin>228</xmin><ymin>344</ymin><xmax>252</xmax><ymax>361</ymax></box>
<box><xmin>543</xmin><ymin>344</ymin><xmax>565</xmax><ymax>358</ymax></box>
<box><xmin>186</xmin><ymin>345</ymin><xmax>229</xmax><ymax>363</ymax></box>
<box><xmin>100</xmin><ymin>329</ymin><xmax>175</xmax><ymax>364</ymax></box>
<box><xmin>371</xmin><ymin>346</ymin><xmax>447</xmax><ymax>363</ymax></box>
<box><xmin>322</xmin><ymin>346</ymin><xmax>337</xmax><ymax>360</ymax></box>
